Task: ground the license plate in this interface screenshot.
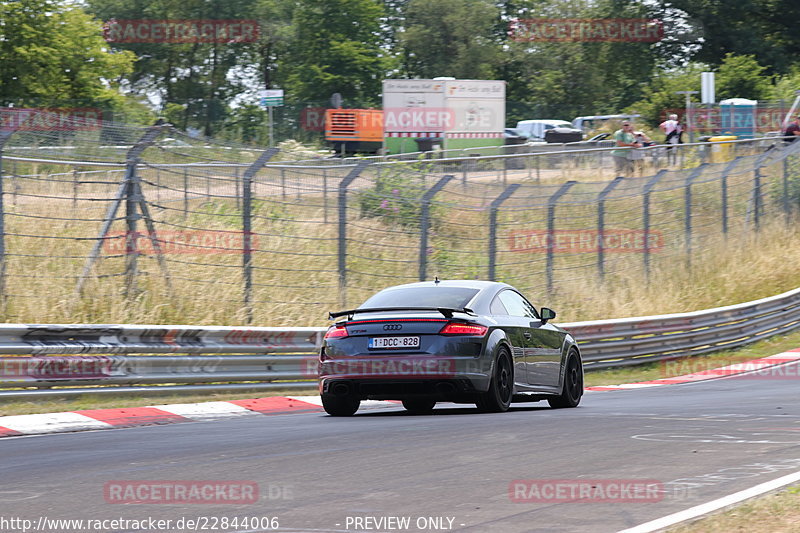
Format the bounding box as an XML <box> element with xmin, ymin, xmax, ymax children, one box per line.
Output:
<box><xmin>369</xmin><ymin>336</ymin><xmax>420</xmax><ymax>349</ymax></box>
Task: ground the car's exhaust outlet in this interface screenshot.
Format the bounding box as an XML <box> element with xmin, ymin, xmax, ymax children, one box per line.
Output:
<box><xmin>331</xmin><ymin>382</ymin><xmax>351</xmax><ymax>397</ymax></box>
<box><xmin>435</xmin><ymin>382</ymin><xmax>456</xmax><ymax>395</ymax></box>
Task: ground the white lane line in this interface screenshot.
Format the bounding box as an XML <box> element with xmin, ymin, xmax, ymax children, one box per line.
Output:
<box><xmin>147</xmin><ymin>401</ymin><xmax>254</xmax><ymax>419</ymax></box>
<box><xmin>617</xmin><ymin>469</ymin><xmax>800</xmax><ymax>533</ymax></box>
<box><xmin>286</xmin><ymin>395</ymin><xmax>323</xmax><ymax>406</ymax></box>
<box><xmin>0</xmin><ymin>412</ymin><xmax>112</xmax><ymax>434</ymax></box>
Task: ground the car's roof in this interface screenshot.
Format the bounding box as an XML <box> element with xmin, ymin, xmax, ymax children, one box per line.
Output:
<box><xmin>517</xmin><ymin>119</ymin><xmax>571</xmax><ymax>125</ymax></box>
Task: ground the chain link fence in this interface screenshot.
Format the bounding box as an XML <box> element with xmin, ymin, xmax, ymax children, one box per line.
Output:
<box><xmin>1</xmin><ymin>113</ymin><xmax>798</xmax><ymax>326</ymax></box>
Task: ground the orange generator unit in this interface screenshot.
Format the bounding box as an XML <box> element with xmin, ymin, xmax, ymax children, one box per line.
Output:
<box><xmin>324</xmin><ymin>109</ymin><xmax>383</xmax><ymax>154</ymax></box>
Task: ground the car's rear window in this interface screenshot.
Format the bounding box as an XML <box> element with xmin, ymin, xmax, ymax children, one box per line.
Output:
<box><xmin>359</xmin><ymin>287</ymin><xmax>480</xmax><ymax>309</ymax></box>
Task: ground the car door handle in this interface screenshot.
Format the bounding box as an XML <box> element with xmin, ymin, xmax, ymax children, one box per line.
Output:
<box><xmin>523</xmin><ymin>332</ymin><xmax>532</xmax><ymax>340</ymax></box>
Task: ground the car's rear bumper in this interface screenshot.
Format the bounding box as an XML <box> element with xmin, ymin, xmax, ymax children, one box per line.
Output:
<box><xmin>318</xmin><ymin>354</ymin><xmax>491</xmax><ymax>400</ymax></box>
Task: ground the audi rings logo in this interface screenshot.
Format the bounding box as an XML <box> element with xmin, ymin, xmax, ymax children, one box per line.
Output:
<box><xmin>383</xmin><ymin>324</ymin><xmax>403</xmax><ymax>331</ymax></box>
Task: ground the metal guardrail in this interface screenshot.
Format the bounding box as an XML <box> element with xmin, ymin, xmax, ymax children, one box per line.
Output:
<box><xmin>1</xmin><ymin>286</ymin><xmax>800</xmax><ymax>399</ymax></box>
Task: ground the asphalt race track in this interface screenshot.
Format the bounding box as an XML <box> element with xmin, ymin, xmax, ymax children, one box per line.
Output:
<box><xmin>3</xmin><ymin>364</ymin><xmax>800</xmax><ymax>533</ymax></box>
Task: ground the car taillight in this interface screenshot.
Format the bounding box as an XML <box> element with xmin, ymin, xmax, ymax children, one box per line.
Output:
<box><xmin>324</xmin><ymin>325</ymin><xmax>348</xmax><ymax>339</ymax></box>
<box><xmin>439</xmin><ymin>322</ymin><xmax>488</xmax><ymax>336</ymax></box>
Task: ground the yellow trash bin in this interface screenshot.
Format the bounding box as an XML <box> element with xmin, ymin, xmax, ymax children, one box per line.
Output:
<box><xmin>708</xmin><ymin>135</ymin><xmax>737</xmax><ymax>163</ymax></box>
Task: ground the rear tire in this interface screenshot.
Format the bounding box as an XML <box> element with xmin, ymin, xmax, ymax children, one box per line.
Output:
<box><xmin>402</xmin><ymin>398</ymin><xmax>436</xmax><ymax>414</ymax></box>
<box><xmin>322</xmin><ymin>393</ymin><xmax>360</xmax><ymax>416</ymax></box>
<box><xmin>548</xmin><ymin>350</ymin><xmax>583</xmax><ymax>409</ymax></box>
<box><xmin>476</xmin><ymin>349</ymin><xmax>513</xmax><ymax>413</ymax></box>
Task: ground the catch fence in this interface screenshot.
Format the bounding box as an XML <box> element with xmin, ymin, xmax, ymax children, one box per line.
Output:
<box><xmin>0</xmin><ymin>116</ymin><xmax>798</xmax><ymax>327</ymax></box>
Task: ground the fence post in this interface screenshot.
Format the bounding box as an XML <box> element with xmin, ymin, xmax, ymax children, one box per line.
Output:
<box><xmin>0</xmin><ymin>130</ymin><xmax>13</xmax><ymax>312</ymax></box>
<box><xmin>488</xmin><ymin>184</ymin><xmax>521</xmax><ymax>281</ymax></box>
<box><xmin>752</xmin><ymin>151</ymin><xmax>771</xmax><ymax>231</ymax></box>
<box><xmin>322</xmin><ymin>168</ymin><xmax>328</xmax><ymax>224</ymax></box>
<box><xmin>754</xmin><ymin>167</ymin><xmax>762</xmax><ymax>230</ymax></box>
<box><xmin>123</xmin><ymin>124</ymin><xmax>165</xmax><ymax>297</ymax></box>
<box><xmin>643</xmin><ymin>170</ymin><xmax>668</xmax><ymax>281</ymax></box>
<box><xmin>235</xmin><ymin>166</ymin><xmax>241</xmax><ymax>210</ymax></box>
<box><xmin>124</xmin><ymin>162</ymin><xmax>139</xmax><ymax>296</ymax></box>
<box><xmin>720</xmin><ymin>157</ymin><xmax>742</xmax><ymax>236</ymax></box>
<box><xmin>241</xmin><ymin>147</ymin><xmax>280</xmax><ymax>324</ymax></box>
<box><xmin>783</xmin><ymin>156</ymin><xmax>790</xmax><ymax>223</ymax></box>
<box><xmin>546</xmin><ymin>181</ymin><xmax>577</xmax><ymax>294</ymax></box>
<box><xmin>338</xmin><ymin>161</ymin><xmax>370</xmax><ymax>308</ymax></box>
<box><xmin>183</xmin><ymin>168</ymin><xmax>189</xmax><ymax>220</ymax></box>
<box><xmin>418</xmin><ymin>175</ymin><xmax>454</xmax><ymax>281</ymax></box>
<box><xmin>597</xmin><ymin>177</ymin><xmax>624</xmax><ymax>280</ymax></box>
<box><xmin>684</xmin><ymin>164</ymin><xmax>707</xmax><ymax>270</ymax></box>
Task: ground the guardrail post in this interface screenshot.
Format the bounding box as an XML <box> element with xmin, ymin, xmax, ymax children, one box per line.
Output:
<box><xmin>418</xmin><ymin>175</ymin><xmax>454</xmax><ymax>281</ymax></box>
<box><xmin>684</xmin><ymin>164</ymin><xmax>707</xmax><ymax>270</ymax></box>
<box><xmin>643</xmin><ymin>170</ymin><xmax>668</xmax><ymax>281</ymax></box>
<box><xmin>488</xmin><ymin>184</ymin><xmax>521</xmax><ymax>281</ymax></box>
<box><xmin>241</xmin><ymin>147</ymin><xmax>280</xmax><ymax>324</ymax></box>
<box><xmin>720</xmin><ymin>157</ymin><xmax>742</xmax><ymax>236</ymax></box>
<box><xmin>546</xmin><ymin>181</ymin><xmax>577</xmax><ymax>294</ymax></box>
<box><xmin>597</xmin><ymin>177</ymin><xmax>624</xmax><ymax>280</ymax></box>
<box><xmin>338</xmin><ymin>161</ymin><xmax>370</xmax><ymax>308</ymax></box>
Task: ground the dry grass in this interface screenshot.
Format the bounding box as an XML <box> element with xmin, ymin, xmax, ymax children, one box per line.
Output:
<box><xmin>1</xmin><ymin>154</ymin><xmax>796</xmax><ymax>327</ymax></box>
<box><xmin>669</xmin><ymin>486</ymin><xmax>800</xmax><ymax>533</ymax></box>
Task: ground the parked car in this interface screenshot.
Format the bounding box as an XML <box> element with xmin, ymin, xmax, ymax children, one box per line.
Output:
<box><xmin>319</xmin><ymin>280</ymin><xmax>583</xmax><ymax>416</ymax></box>
<box><xmin>515</xmin><ymin>119</ymin><xmax>580</xmax><ymax>141</ymax></box>
<box><xmin>504</xmin><ymin>128</ymin><xmax>528</xmax><ymax>139</ymax></box>
<box><xmin>572</xmin><ymin>114</ymin><xmax>641</xmax><ymax>133</ymax></box>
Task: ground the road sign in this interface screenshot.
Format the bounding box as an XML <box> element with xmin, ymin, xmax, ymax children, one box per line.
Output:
<box><xmin>259</xmin><ymin>89</ymin><xmax>284</xmax><ymax>107</ymax></box>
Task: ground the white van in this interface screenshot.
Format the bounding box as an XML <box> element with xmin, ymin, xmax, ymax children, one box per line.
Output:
<box><xmin>515</xmin><ymin>119</ymin><xmax>576</xmax><ymax>141</ymax></box>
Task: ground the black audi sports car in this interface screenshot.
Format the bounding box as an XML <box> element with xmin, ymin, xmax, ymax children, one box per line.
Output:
<box><xmin>319</xmin><ymin>280</ymin><xmax>583</xmax><ymax>416</ymax></box>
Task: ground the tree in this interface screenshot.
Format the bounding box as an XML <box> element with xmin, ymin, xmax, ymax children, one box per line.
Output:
<box><xmin>715</xmin><ymin>54</ymin><xmax>773</xmax><ymax>101</ymax></box>
<box><xmin>0</xmin><ymin>0</ymin><xmax>135</xmax><ymax>108</ymax></box>
<box><xmin>626</xmin><ymin>54</ymin><xmax>774</xmax><ymax>130</ymax></box>
<box><xmin>665</xmin><ymin>0</ymin><xmax>800</xmax><ymax>74</ymax></box>
<box><xmin>279</xmin><ymin>0</ymin><xmax>389</xmax><ymax>106</ymax></box>
<box><xmin>86</xmin><ymin>0</ymin><xmax>269</xmax><ymax>135</ymax></box>
<box><xmin>499</xmin><ymin>0</ymin><xmax>658</xmax><ymax>122</ymax></box>
<box><xmin>399</xmin><ymin>0</ymin><xmax>500</xmax><ymax>79</ymax></box>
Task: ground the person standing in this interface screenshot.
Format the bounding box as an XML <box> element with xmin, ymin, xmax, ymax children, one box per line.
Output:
<box><xmin>612</xmin><ymin>121</ymin><xmax>640</xmax><ymax>177</ymax></box>
<box><xmin>660</xmin><ymin>113</ymin><xmax>682</xmax><ymax>164</ymax></box>
<box><xmin>783</xmin><ymin>115</ymin><xmax>800</xmax><ymax>143</ymax></box>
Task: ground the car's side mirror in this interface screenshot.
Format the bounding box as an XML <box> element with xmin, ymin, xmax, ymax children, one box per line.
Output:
<box><xmin>540</xmin><ymin>307</ymin><xmax>556</xmax><ymax>324</ymax></box>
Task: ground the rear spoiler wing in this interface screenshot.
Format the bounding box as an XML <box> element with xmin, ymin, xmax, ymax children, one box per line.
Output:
<box><xmin>328</xmin><ymin>306</ymin><xmax>475</xmax><ymax>320</ymax></box>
